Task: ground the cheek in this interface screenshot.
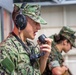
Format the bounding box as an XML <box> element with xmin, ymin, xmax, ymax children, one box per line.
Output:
<box><xmin>26</xmin><ymin>24</ymin><xmax>33</xmax><ymax>32</ymax></box>
<box><xmin>66</xmin><ymin>44</ymin><xmax>71</xmax><ymax>51</ymax></box>
<box><xmin>64</xmin><ymin>44</ymin><xmax>71</xmax><ymax>52</ymax></box>
<box><xmin>68</xmin><ymin>43</ymin><xmax>72</xmax><ymax>49</ymax></box>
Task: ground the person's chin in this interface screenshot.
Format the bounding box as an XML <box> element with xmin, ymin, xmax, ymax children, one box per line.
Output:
<box><xmin>31</xmin><ymin>36</ymin><xmax>35</xmax><ymax>40</ymax></box>
<box><xmin>65</xmin><ymin>51</ymin><xmax>68</xmax><ymax>53</ymax></box>
<box><xmin>31</xmin><ymin>38</ymin><xmax>34</xmax><ymax>40</ymax></box>
<box><xmin>64</xmin><ymin>50</ymin><xmax>67</xmax><ymax>53</ymax></box>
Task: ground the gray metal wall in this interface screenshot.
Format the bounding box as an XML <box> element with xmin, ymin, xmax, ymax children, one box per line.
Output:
<box><xmin>0</xmin><ymin>0</ymin><xmax>13</xmax><ymax>12</ymax></box>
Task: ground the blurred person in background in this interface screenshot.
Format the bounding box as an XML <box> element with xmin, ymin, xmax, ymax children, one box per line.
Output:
<box><xmin>42</xmin><ymin>26</ymin><xmax>76</xmax><ymax>75</ymax></box>
<box><xmin>0</xmin><ymin>3</ymin><xmax>52</xmax><ymax>75</ymax></box>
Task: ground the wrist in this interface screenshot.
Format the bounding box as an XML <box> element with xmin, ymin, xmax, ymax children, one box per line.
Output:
<box><xmin>40</xmin><ymin>55</ymin><xmax>49</xmax><ymax>60</ymax></box>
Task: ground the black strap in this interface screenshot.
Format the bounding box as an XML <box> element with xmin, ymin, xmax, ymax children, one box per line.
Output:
<box><xmin>11</xmin><ymin>32</ymin><xmax>31</xmax><ymax>55</ymax></box>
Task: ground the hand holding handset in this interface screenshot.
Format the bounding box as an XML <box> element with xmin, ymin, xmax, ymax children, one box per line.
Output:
<box><xmin>30</xmin><ymin>34</ymin><xmax>47</xmax><ymax>64</ymax></box>
<box><xmin>38</xmin><ymin>34</ymin><xmax>47</xmax><ymax>56</ymax></box>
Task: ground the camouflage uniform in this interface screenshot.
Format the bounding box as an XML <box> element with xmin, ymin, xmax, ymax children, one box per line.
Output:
<box><xmin>0</xmin><ymin>3</ymin><xmax>47</xmax><ymax>75</ymax></box>
<box><xmin>0</xmin><ymin>33</ymin><xmax>41</xmax><ymax>75</ymax></box>
<box><xmin>42</xmin><ymin>26</ymin><xmax>76</xmax><ymax>75</ymax></box>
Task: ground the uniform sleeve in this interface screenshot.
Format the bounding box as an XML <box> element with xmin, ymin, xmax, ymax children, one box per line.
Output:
<box><xmin>48</xmin><ymin>48</ymin><xmax>60</xmax><ymax>69</ymax></box>
<box><xmin>49</xmin><ymin>60</ymin><xmax>60</xmax><ymax>70</ymax></box>
<box><xmin>0</xmin><ymin>45</ymin><xmax>16</xmax><ymax>74</ymax></box>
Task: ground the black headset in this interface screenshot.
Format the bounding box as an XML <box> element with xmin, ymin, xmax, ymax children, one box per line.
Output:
<box><xmin>15</xmin><ymin>2</ymin><xmax>27</xmax><ymax>30</ymax></box>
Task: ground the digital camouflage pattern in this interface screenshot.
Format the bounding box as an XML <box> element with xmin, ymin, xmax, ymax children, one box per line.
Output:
<box><xmin>42</xmin><ymin>42</ymin><xmax>64</xmax><ymax>75</ymax></box>
<box><xmin>42</xmin><ymin>26</ymin><xmax>76</xmax><ymax>75</ymax></box>
<box><xmin>0</xmin><ymin>33</ymin><xmax>41</xmax><ymax>75</ymax></box>
<box><xmin>59</xmin><ymin>26</ymin><xmax>76</xmax><ymax>48</ymax></box>
<box><xmin>15</xmin><ymin>3</ymin><xmax>47</xmax><ymax>25</ymax></box>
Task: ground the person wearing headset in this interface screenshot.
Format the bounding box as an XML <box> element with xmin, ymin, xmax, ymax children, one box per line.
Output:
<box><xmin>0</xmin><ymin>3</ymin><xmax>52</xmax><ymax>75</ymax></box>
<box><xmin>42</xmin><ymin>26</ymin><xmax>76</xmax><ymax>75</ymax></box>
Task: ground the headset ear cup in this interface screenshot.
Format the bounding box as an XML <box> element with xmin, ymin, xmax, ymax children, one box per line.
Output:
<box><xmin>15</xmin><ymin>14</ymin><xmax>27</xmax><ymax>30</ymax></box>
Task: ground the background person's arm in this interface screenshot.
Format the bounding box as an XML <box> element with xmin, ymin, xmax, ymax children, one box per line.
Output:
<box><xmin>51</xmin><ymin>65</ymin><xmax>68</xmax><ymax>75</ymax></box>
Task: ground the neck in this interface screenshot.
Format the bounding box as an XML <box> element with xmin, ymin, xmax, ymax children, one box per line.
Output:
<box><xmin>56</xmin><ymin>44</ymin><xmax>63</xmax><ymax>52</ymax></box>
<box><xmin>12</xmin><ymin>26</ymin><xmax>27</xmax><ymax>43</ymax></box>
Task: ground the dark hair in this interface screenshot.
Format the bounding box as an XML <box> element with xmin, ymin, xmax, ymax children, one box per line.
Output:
<box><xmin>54</xmin><ymin>34</ymin><xmax>70</xmax><ymax>44</ymax></box>
<box><xmin>12</xmin><ymin>5</ymin><xmax>20</xmax><ymax>21</ymax></box>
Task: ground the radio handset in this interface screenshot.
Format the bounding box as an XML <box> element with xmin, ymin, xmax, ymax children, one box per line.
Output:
<box><xmin>30</xmin><ymin>34</ymin><xmax>47</xmax><ymax>65</ymax></box>
<box><xmin>38</xmin><ymin>34</ymin><xmax>47</xmax><ymax>56</ymax></box>
<box><xmin>38</xmin><ymin>34</ymin><xmax>47</xmax><ymax>44</ymax></box>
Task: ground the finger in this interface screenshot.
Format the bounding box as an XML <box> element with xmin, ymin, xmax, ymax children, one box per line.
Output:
<box><xmin>45</xmin><ymin>38</ymin><xmax>53</xmax><ymax>45</ymax></box>
<box><xmin>40</xmin><ymin>44</ymin><xmax>51</xmax><ymax>52</ymax></box>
